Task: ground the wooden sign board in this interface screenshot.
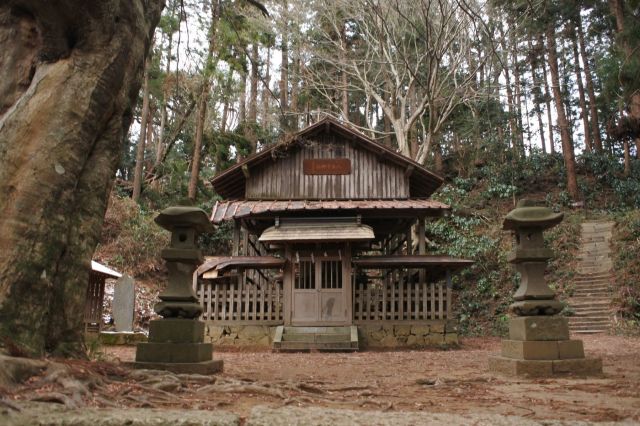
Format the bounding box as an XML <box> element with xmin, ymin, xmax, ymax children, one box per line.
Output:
<box><xmin>303</xmin><ymin>158</ymin><xmax>351</xmax><ymax>175</ymax></box>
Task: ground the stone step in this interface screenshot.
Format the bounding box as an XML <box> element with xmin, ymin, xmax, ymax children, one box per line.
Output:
<box><xmin>572</xmin><ymin>284</ymin><xmax>611</xmax><ymax>290</ymax></box>
<box><xmin>273</xmin><ymin>326</ymin><xmax>359</xmax><ymax>351</ymax></box>
<box><xmin>569</xmin><ymin>324</ymin><xmax>609</xmax><ymax>332</ymax></box>
<box><xmin>573</xmin><ymin>275</ymin><xmax>614</xmax><ymax>282</ymax></box>
<box><xmin>281</xmin><ymin>333</ymin><xmax>351</xmax><ymax>343</ymax></box>
<box><xmin>569</xmin><ymin>302</ymin><xmax>611</xmax><ymax>309</ymax></box>
<box><xmin>571</xmin><ymin>329</ymin><xmax>606</xmax><ymax>334</ymax></box>
<box><xmin>572</xmin><ymin>289</ymin><xmax>611</xmax><ymax>295</ymax></box>
<box><xmin>581</xmin><ymin>221</ymin><xmax>615</xmax><ymax>228</ymax></box>
<box><xmin>570</xmin><ymin>298</ymin><xmax>610</xmax><ymax>304</ymax></box>
<box><xmin>275</xmin><ymin>341</ymin><xmax>356</xmax><ymax>351</ymax></box>
<box><xmin>573</xmin><ymin>289</ymin><xmax>611</xmax><ymax>294</ymax></box>
<box><xmin>568</xmin><ymin>317</ymin><xmax>610</xmax><ymax>323</ymax></box>
<box><xmin>571</xmin><ymin>310</ymin><xmax>611</xmax><ymax>317</ymax></box>
<box><xmin>580</xmin><ymin>227</ymin><xmax>613</xmax><ymax>236</ymax></box>
<box><xmin>577</xmin><ymin>252</ymin><xmax>610</xmax><ymax>258</ymax></box>
<box><xmin>572</xmin><ymin>281</ymin><xmax>611</xmax><ymax>287</ymax></box>
<box><xmin>577</xmin><ymin>267</ymin><xmax>613</xmax><ymax>274</ymax></box>
<box><xmin>580</xmin><ymin>242</ymin><xmax>610</xmax><ymax>249</ymax></box>
<box><xmin>577</xmin><ymin>259</ymin><xmax>612</xmax><ymax>266</ymax></box>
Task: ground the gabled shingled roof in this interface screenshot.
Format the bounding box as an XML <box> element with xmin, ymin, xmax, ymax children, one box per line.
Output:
<box><xmin>211</xmin><ymin>117</ymin><xmax>444</xmax><ymax>200</ymax></box>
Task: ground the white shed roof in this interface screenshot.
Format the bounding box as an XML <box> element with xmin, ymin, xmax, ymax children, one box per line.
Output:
<box><xmin>91</xmin><ymin>261</ymin><xmax>122</xmax><ymax>278</ymax></box>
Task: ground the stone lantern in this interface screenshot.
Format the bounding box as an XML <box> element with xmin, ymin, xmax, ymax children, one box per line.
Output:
<box><xmin>489</xmin><ymin>200</ymin><xmax>601</xmax><ymax>377</ymax></box>
<box><xmin>134</xmin><ymin>206</ymin><xmax>223</xmax><ymax>374</ymax></box>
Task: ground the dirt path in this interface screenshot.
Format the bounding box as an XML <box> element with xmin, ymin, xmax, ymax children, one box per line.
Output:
<box><xmin>94</xmin><ymin>335</ymin><xmax>640</xmax><ymax>423</ymax></box>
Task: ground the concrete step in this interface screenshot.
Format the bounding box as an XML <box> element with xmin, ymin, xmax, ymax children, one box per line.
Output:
<box><xmin>572</xmin><ymin>329</ymin><xmax>606</xmax><ymax>334</ymax></box>
<box><xmin>273</xmin><ymin>326</ymin><xmax>359</xmax><ymax>351</ymax></box>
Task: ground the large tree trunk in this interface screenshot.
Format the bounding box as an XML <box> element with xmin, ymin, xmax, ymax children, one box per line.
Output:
<box><xmin>545</xmin><ymin>27</ymin><xmax>580</xmax><ymax>200</ymax></box>
<box><xmin>0</xmin><ymin>0</ymin><xmax>163</xmax><ymax>356</ymax></box>
<box><xmin>132</xmin><ymin>58</ymin><xmax>151</xmax><ymax>202</ymax></box>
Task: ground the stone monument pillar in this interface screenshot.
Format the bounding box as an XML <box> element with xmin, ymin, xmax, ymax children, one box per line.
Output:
<box><xmin>134</xmin><ymin>206</ymin><xmax>223</xmax><ymax>374</ymax></box>
<box><xmin>113</xmin><ymin>275</ymin><xmax>135</xmax><ymax>332</ymax></box>
<box><xmin>489</xmin><ymin>200</ymin><xmax>602</xmax><ymax>377</ymax></box>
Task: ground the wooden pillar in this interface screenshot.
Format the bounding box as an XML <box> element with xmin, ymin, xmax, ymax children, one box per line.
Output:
<box><xmin>446</xmin><ymin>269</ymin><xmax>452</xmax><ymax>319</ymax></box>
<box><xmin>343</xmin><ymin>242</ymin><xmax>353</xmax><ymax>324</ymax></box>
<box><xmin>418</xmin><ymin>217</ymin><xmax>426</xmax><ymax>285</ymax></box>
<box><xmin>283</xmin><ymin>244</ymin><xmax>293</xmax><ymax>325</ymax></box>
<box><xmin>232</xmin><ymin>220</ymin><xmax>240</xmax><ymax>256</ymax></box>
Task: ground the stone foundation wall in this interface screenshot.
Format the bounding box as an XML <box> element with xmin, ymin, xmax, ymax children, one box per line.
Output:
<box><xmin>357</xmin><ymin>320</ymin><xmax>459</xmax><ymax>348</ymax></box>
<box><xmin>204</xmin><ymin>321</ymin><xmax>459</xmax><ymax>349</ymax></box>
<box><xmin>205</xmin><ymin>324</ymin><xmax>278</xmax><ymax>348</ymax></box>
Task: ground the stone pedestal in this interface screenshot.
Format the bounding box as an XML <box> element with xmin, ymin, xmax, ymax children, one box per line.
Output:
<box><xmin>489</xmin><ymin>200</ymin><xmax>602</xmax><ymax>378</ymax></box>
<box><xmin>134</xmin><ymin>206</ymin><xmax>222</xmax><ymax>375</ymax></box>
<box><xmin>488</xmin><ymin>316</ymin><xmax>602</xmax><ymax>377</ymax></box>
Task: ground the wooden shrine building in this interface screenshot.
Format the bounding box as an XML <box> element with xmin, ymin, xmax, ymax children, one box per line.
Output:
<box><xmin>198</xmin><ymin>118</ymin><xmax>472</xmax><ymax>349</ymax></box>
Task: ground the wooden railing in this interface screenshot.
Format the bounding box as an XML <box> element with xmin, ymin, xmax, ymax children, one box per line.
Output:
<box><xmin>353</xmin><ymin>280</ymin><xmax>451</xmax><ymax>322</ymax></box>
<box><xmin>197</xmin><ymin>280</ymin><xmax>283</xmax><ymax>324</ymax></box>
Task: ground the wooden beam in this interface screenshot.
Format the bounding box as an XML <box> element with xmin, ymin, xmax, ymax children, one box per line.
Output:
<box><xmin>241</xmin><ymin>164</ymin><xmax>250</xmax><ymax>179</ymax></box>
<box><xmin>404</xmin><ymin>165</ymin><xmax>415</xmax><ymax>177</ymax></box>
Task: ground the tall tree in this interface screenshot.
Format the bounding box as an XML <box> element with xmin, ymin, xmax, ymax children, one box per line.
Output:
<box><xmin>576</xmin><ymin>12</ymin><xmax>603</xmax><ymax>152</ymax></box>
<box><xmin>0</xmin><ymin>0</ymin><xmax>163</xmax><ymax>356</ymax></box>
<box><xmin>308</xmin><ymin>0</ymin><xmax>486</xmax><ymax>163</ymax></box>
<box><xmin>608</xmin><ymin>0</ymin><xmax>640</xmax><ymax>157</ymax></box>
<box><xmin>545</xmin><ymin>26</ymin><xmax>580</xmax><ymax>199</ymax></box>
<box><xmin>132</xmin><ymin>57</ymin><xmax>152</xmax><ymax>201</ymax></box>
<box><xmin>189</xmin><ymin>0</ymin><xmax>221</xmax><ymax>201</ymax></box>
<box><xmin>570</xmin><ymin>26</ymin><xmax>592</xmax><ymax>152</ymax></box>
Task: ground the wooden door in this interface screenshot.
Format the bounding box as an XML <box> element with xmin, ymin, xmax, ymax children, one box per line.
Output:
<box><xmin>292</xmin><ymin>254</ymin><xmax>348</xmax><ymax>325</ymax></box>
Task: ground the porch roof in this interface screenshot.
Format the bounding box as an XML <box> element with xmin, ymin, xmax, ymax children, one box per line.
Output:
<box><xmin>352</xmin><ymin>255</ymin><xmax>474</xmax><ymax>270</ymax></box>
<box><xmin>197</xmin><ymin>256</ymin><xmax>285</xmax><ymax>279</ymax></box>
<box><xmin>210</xmin><ymin>199</ymin><xmax>449</xmax><ymax>224</ymax></box>
<box><xmin>259</xmin><ymin>222</ymin><xmax>375</xmax><ymax>242</ymax></box>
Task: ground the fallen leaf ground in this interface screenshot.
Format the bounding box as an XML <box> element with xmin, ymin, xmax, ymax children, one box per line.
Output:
<box><xmin>3</xmin><ymin>335</ymin><xmax>639</xmax><ymax>423</ymax></box>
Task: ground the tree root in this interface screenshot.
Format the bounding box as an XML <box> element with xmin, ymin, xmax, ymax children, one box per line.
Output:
<box><xmin>0</xmin><ymin>398</ymin><xmax>22</xmax><ymax>412</ymax></box>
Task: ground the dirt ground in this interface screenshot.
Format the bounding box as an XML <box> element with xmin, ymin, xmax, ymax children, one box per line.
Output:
<box><xmin>78</xmin><ymin>334</ymin><xmax>638</xmax><ymax>423</ymax></box>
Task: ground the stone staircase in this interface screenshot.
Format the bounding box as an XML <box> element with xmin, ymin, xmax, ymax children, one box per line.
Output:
<box><xmin>272</xmin><ymin>326</ymin><xmax>359</xmax><ymax>351</ymax></box>
<box><xmin>567</xmin><ymin>221</ymin><xmax>615</xmax><ymax>334</ymax></box>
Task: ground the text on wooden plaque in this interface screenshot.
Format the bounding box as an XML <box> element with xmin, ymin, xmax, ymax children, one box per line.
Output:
<box><xmin>303</xmin><ymin>158</ymin><xmax>351</xmax><ymax>175</ymax></box>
